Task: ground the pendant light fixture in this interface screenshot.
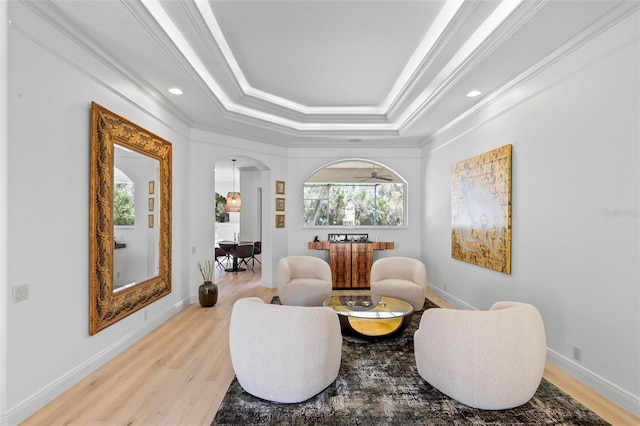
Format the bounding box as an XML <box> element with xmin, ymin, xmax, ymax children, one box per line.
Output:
<box><xmin>226</xmin><ymin>159</ymin><xmax>242</xmax><ymax>212</ymax></box>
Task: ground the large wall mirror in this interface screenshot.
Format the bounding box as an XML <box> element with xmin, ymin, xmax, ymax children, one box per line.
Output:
<box><xmin>304</xmin><ymin>159</ymin><xmax>406</xmax><ymax>227</ymax></box>
<box><xmin>89</xmin><ymin>102</ymin><xmax>172</xmax><ymax>335</ymax></box>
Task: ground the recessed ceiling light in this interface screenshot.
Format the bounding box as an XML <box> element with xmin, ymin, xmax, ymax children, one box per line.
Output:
<box><xmin>466</xmin><ymin>90</ymin><xmax>482</xmax><ymax>98</ymax></box>
<box><xmin>168</xmin><ymin>87</ymin><xmax>183</xmax><ymax>95</ymax></box>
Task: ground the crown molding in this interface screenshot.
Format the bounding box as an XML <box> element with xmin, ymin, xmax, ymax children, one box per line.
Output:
<box><xmin>421</xmin><ymin>1</ymin><xmax>640</xmax><ymax>150</ymax></box>
<box><xmin>20</xmin><ymin>0</ymin><xmax>197</xmax><ymax>130</ymax></box>
<box><xmin>394</xmin><ymin>0</ymin><xmax>526</xmax><ymax>131</ymax></box>
<box><xmin>142</xmin><ymin>0</ymin><xmax>534</xmax><ymax>136</ymax></box>
<box><xmin>385</xmin><ymin>0</ymin><xmax>476</xmax><ymax>120</ymax></box>
<box><xmin>18</xmin><ymin>0</ymin><xmax>636</xmax><ymax>147</ymax></box>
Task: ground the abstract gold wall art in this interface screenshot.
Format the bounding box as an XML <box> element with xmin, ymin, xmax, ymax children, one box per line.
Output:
<box><xmin>451</xmin><ymin>144</ymin><xmax>512</xmax><ymax>274</ymax></box>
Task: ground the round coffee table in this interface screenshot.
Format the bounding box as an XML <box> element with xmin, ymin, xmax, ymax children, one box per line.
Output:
<box><xmin>323</xmin><ymin>295</ymin><xmax>414</xmax><ymax>339</ymax></box>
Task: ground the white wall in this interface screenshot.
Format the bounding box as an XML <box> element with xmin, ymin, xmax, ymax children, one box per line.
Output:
<box><xmin>2</xmin><ymin>3</ymin><xmax>191</xmax><ymax>423</ymax></box>
<box><xmin>422</xmin><ymin>11</ymin><xmax>639</xmax><ymax>415</ymax></box>
<box><xmin>0</xmin><ymin>0</ymin><xmax>9</xmax><ymax>421</ymax></box>
<box><xmin>239</xmin><ymin>169</ymin><xmax>263</xmax><ymax>242</ymax></box>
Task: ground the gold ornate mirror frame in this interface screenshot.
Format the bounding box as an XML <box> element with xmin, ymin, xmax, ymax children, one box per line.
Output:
<box><xmin>89</xmin><ymin>102</ymin><xmax>172</xmax><ymax>335</ymax></box>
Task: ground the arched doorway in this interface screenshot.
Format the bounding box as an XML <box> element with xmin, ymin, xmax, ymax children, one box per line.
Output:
<box><xmin>214</xmin><ymin>155</ymin><xmax>268</xmax><ymax>251</ymax></box>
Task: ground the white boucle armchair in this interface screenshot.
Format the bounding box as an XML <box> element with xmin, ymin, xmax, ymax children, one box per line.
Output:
<box><xmin>276</xmin><ymin>256</ymin><xmax>333</xmax><ymax>306</ymax></box>
<box><xmin>370</xmin><ymin>257</ymin><xmax>427</xmax><ymax>311</ymax></box>
<box><xmin>229</xmin><ymin>297</ymin><xmax>342</xmax><ymax>403</ymax></box>
<box><xmin>414</xmin><ymin>301</ymin><xmax>547</xmax><ymax>410</ymax></box>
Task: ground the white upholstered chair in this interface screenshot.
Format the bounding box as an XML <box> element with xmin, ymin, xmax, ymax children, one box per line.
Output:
<box><xmin>414</xmin><ymin>301</ymin><xmax>547</xmax><ymax>410</ymax></box>
<box><xmin>229</xmin><ymin>297</ymin><xmax>342</xmax><ymax>403</ymax></box>
<box><xmin>276</xmin><ymin>256</ymin><xmax>333</xmax><ymax>306</ymax></box>
<box><xmin>370</xmin><ymin>257</ymin><xmax>427</xmax><ymax>311</ymax></box>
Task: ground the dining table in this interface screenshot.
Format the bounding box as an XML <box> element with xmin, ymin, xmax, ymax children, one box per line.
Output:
<box><xmin>218</xmin><ymin>240</ymin><xmax>254</xmax><ymax>272</ymax></box>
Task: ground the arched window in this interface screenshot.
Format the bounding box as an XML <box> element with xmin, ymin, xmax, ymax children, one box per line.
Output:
<box><xmin>303</xmin><ymin>160</ymin><xmax>406</xmax><ymax>227</ymax></box>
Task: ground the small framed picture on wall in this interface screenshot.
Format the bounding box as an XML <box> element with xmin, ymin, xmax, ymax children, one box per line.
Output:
<box><xmin>275</xmin><ymin>180</ymin><xmax>285</xmax><ymax>194</ymax></box>
<box><xmin>276</xmin><ymin>197</ymin><xmax>285</xmax><ymax>211</ymax></box>
<box><xmin>275</xmin><ymin>214</ymin><xmax>285</xmax><ymax>228</ymax></box>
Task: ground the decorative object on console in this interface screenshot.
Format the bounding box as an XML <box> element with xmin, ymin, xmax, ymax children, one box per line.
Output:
<box><xmin>451</xmin><ymin>144</ymin><xmax>512</xmax><ymax>274</ymax></box>
<box><xmin>328</xmin><ymin>233</ymin><xmax>369</xmax><ymax>242</ymax></box>
<box><xmin>197</xmin><ymin>260</ymin><xmax>218</xmax><ymax>307</ymax></box>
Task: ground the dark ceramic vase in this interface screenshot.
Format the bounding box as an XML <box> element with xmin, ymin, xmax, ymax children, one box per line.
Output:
<box><xmin>199</xmin><ymin>281</ymin><xmax>218</xmax><ymax>307</ymax></box>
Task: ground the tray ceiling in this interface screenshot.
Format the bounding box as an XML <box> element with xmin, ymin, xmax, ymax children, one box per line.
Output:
<box><xmin>27</xmin><ymin>0</ymin><xmax>636</xmax><ymax>147</ymax></box>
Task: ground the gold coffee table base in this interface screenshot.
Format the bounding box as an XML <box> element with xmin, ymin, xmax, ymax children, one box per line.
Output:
<box><xmin>344</xmin><ymin>316</ymin><xmax>409</xmax><ymax>338</ymax></box>
<box><xmin>324</xmin><ymin>295</ymin><xmax>414</xmax><ymax>339</ymax></box>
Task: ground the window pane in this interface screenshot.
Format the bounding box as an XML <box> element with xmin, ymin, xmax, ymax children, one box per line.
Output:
<box><xmin>303</xmin><ymin>173</ymin><xmax>405</xmax><ymax>228</ymax></box>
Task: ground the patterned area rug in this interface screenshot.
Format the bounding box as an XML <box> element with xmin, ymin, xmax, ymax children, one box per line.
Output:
<box><xmin>213</xmin><ymin>297</ymin><xmax>609</xmax><ymax>425</ymax></box>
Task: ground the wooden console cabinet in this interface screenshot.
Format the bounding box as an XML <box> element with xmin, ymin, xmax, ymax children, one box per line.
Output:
<box><xmin>308</xmin><ymin>241</ymin><xmax>394</xmax><ymax>289</ymax></box>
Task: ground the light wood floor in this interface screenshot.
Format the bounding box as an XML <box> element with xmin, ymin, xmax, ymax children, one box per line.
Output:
<box><xmin>24</xmin><ymin>265</ymin><xmax>639</xmax><ymax>425</ymax></box>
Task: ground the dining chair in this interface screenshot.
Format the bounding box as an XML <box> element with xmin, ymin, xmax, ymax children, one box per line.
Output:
<box><xmin>219</xmin><ymin>242</ymin><xmax>235</xmax><ymax>256</ymax></box>
<box><xmin>215</xmin><ymin>246</ymin><xmax>229</xmax><ymax>270</ymax></box>
<box><xmin>251</xmin><ymin>241</ymin><xmax>262</xmax><ymax>267</ymax></box>
<box><xmin>232</xmin><ymin>243</ymin><xmax>255</xmax><ymax>272</ymax></box>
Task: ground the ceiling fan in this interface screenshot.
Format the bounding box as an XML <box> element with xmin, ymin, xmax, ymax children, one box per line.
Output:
<box><xmin>356</xmin><ymin>165</ymin><xmax>394</xmax><ymax>182</ymax></box>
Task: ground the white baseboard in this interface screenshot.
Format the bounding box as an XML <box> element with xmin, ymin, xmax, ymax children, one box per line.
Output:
<box><xmin>429</xmin><ymin>284</ymin><xmax>477</xmax><ymax>310</ymax></box>
<box><xmin>547</xmin><ymin>349</ymin><xmax>640</xmax><ymax>417</ymax></box>
<box><xmin>2</xmin><ymin>297</ymin><xmax>191</xmax><ymax>426</ymax></box>
<box><xmin>428</xmin><ymin>285</ymin><xmax>640</xmax><ymax>418</ymax></box>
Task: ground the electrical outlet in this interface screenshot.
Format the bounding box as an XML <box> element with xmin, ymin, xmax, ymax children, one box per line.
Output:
<box><xmin>444</xmin><ymin>283</ymin><xmax>448</xmax><ymax>291</ymax></box>
<box><xmin>573</xmin><ymin>346</ymin><xmax>582</xmax><ymax>362</ymax></box>
<box><xmin>192</xmin><ymin>246</ymin><xmax>196</xmax><ymax>254</ymax></box>
<box><xmin>12</xmin><ymin>284</ymin><xmax>29</xmax><ymax>303</ymax></box>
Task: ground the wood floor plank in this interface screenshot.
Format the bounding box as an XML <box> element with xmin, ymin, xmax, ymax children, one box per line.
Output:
<box><xmin>23</xmin><ymin>266</ymin><xmax>638</xmax><ymax>425</ymax></box>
